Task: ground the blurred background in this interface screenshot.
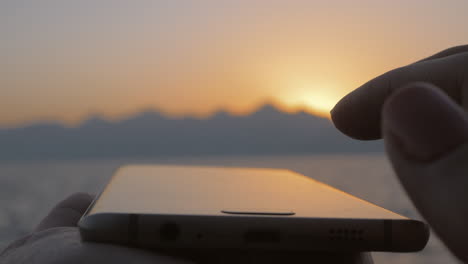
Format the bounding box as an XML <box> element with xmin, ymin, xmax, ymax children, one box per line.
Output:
<box><xmin>1</xmin><ymin>0</ymin><xmax>467</xmax><ymax>263</ymax></box>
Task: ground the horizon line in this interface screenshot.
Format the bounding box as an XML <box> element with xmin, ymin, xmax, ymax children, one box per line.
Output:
<box><xmin>1</xmin><ymin>101</ymin><xmax>332</xmax><ymax>130</ymax></box>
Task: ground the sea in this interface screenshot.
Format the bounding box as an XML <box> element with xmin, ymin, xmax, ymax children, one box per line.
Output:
<box><xmin>0</xmin><ymin>154</ymin><xmax>459</xmax><ymax>263</ymax></box>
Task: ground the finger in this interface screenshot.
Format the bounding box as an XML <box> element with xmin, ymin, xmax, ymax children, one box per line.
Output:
<box><xmin>35</xmin><ymin>193</ymin><xmax>94</xmax><ymax>232</ymax></box>
<box><xmin>416</xmin><ymin>45</ymin><xmax>468</xmax><ymax>63</ymax></box>
<box><xmin>382</xmin><ymin>82</ymin><xmax>468</xmax><ymax>262</ymax></box>
<box><xmin>331</xmin><ymin>51</ymin><xmax>468</xmax><ymax>140</ymax></box>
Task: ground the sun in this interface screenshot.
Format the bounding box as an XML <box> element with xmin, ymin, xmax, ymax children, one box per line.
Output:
<box><xmin>278</xmin><ymin>82</ymin><xmax>341</xmax><ymax>118</ymax></box>
<box><xmin>262</xmin><ymin>63</ymin><xmax>344</xmax><ymax>118</ymax></box>
<box><xmin>296</xmin><ymin>94</ymin><xmax>337</xmax><ymax>116</ymax></box>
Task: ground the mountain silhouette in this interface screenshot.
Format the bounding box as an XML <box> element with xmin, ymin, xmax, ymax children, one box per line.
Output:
<box><xmin>0</xmin><ymin>104</ymin><xmax>382</xmax><ymax>160</ymax></box>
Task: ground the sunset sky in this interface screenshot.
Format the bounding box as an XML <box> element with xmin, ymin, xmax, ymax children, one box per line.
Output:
<box><xmin>2</xmin><ymin>0</ymin><xmax>468</xmax><ymax>127</ymax></box>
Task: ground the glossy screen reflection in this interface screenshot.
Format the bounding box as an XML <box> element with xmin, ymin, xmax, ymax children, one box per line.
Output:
<box><xmin>89</xmin><ymin>165</ymin><xmax>406</xmax><ymax>220</ymax></box>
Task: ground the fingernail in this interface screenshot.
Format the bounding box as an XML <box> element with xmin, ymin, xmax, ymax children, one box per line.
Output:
<box><xmin>383</xmin><ymin>82</ymin><xmax>468</xmax><ymax>161</ymax></box>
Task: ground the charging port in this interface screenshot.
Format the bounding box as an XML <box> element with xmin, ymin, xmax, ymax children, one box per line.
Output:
<box><xmin>244</xmin><ymin>229</ymin><xmax>281</xmax><ymax>243</ymax></box>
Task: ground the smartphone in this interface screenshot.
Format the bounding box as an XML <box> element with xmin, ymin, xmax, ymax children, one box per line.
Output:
<box><xmin>79</xmin><ymin>165</ymin><xmax>429</xmax><ymax>252</ymax></box>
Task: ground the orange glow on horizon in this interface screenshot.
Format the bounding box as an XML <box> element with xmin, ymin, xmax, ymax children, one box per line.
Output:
<box><xmin>94</xmin><ymin>100</ymin><xmax>334</xmax><ymax>126</ymax></box>
<box><xmin>0</xmin><ymin>99</ymin><xmax>333</xmax><ymax>129</ymax></box>
<box><xmin>3</xmin><ymin>1</ymin><xmax>468</xmax><ymax>128</ymax></box>
<box><xmin>278</xmin><ymin>87</ymin><xmax>339</xmax><ymax>119</ymax></box>
<box><xmin>207</xmin><ymin>100</ymin><xmax>333</xmax><ymax>120</ymax></box>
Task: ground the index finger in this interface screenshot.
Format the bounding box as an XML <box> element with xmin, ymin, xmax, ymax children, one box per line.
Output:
<box><xmin>330</xmin><ymin>51</ymin><xmax>468</xmax><ymax>140</ymax></box>
<box><xmin>416</xmin><ymin>45</ymin><xmax>468</xmax><ymax>63</ymax></box>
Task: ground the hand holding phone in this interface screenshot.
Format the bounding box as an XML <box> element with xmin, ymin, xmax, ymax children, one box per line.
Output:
<box><xmin>79</xmin><ymin>165</ymin><xmax>428</xmax><ymax>253</ymax></box>
<box><xmin>0</xmin><ymin>193</ymin><xmax>373</xmax><ymax>264</ymax></box>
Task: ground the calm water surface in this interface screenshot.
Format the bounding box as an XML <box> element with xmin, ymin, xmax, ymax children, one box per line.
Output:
<box><xmin>0</xmin><ymin>154</ymin><xmax>458</xmax><ymax>263</ymax></box>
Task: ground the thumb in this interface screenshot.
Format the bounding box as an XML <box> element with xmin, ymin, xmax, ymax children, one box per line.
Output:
<box><xmin>382</xmin><ymin>82</ymin><xmax>468</xmax><ymax>262</ymax></box>
<box><xmin>35</xmin><ymin>193</ymin><xmax>94</xmax><ymax>232</ymax></box>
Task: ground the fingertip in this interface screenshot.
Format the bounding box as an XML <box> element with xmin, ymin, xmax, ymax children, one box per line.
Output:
<box><xmin>330</xmin><ymin>90</ymin><xmax>382</xmax><ymax>140</ymax></box>
<box><xmin>35</xmin><ymin>192</ymin><xmax>95</xmax><ymax>232</ymax></box>
<box><xmin>56</xmin><ymin>192</ymin><xmax>95</xmax><ymax>212</ymax></box>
